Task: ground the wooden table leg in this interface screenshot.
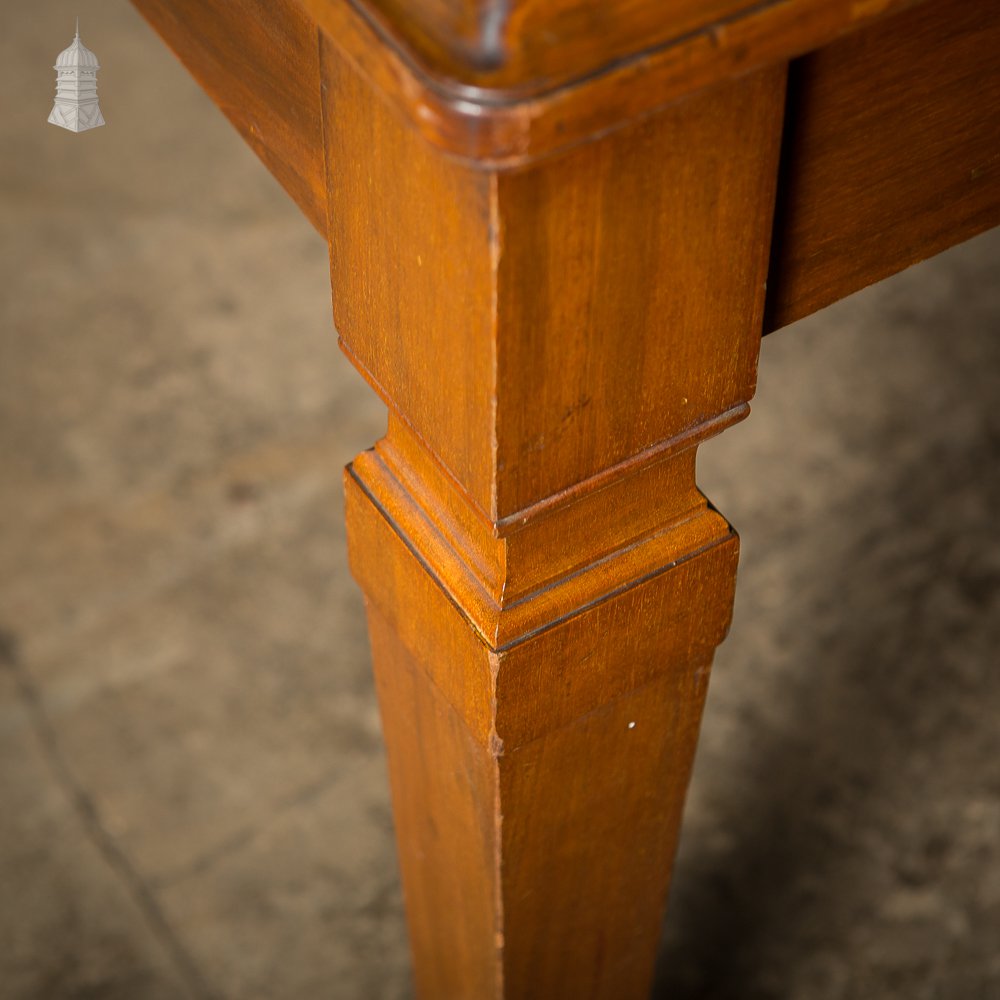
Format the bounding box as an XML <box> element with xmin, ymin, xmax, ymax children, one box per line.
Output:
<box><xmin>323</xmin><ymin>44</ymin><xmax>788</xmax><ymax>998</ymax></box>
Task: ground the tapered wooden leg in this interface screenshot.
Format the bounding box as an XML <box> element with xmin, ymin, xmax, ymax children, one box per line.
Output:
<box><xmin>348</xmin><ymin>435</ymin><xmax>738</xmax><ymax>998</ymax></box>
<box><xmin>322</xmin><ymin>39</ymin><xmax>787</xmax><ymax>999</ymax></box>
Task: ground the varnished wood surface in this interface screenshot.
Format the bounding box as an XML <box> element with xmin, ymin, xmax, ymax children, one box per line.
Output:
<box><xmin>347</xmin><ymin>436</ymin><xmax>741</xmax><ymax>998</ymax></box>
<box><xmin>331</xmin><ymin>51</ymin><xmax>788</xmax><ymax>995</ymax></box>
<box><xmin>339</xmin><ymin>0</ymin><xmax>761</xmax><ymax>91</ymax></box>
<box><xmin>128</xmin><ymin>0</ymin><xmax>1000</xmax><ymax>994</ymax></box>
<box><xmin>766</xmin><ymin>0</ymin><xmax>1000</xmax><ymax>330</ymax></box>
<box><xmin>366</xmin><ymin>602</ymin><xmax>499</xmax><ymax>999</ymax></box>
<box><xmin>491</xmin><ymin>78</ymin><xmax>784</xmax><ymax>514</ymax></box>
<box><xmin>299</xmin><ymin>0</ymin><xmax>923</xmax><ymax>164</ymax></box>
<box><xmin>324</xmin><ymin>48</ymin><xmax>786</xmax><ymax>519</ymax></box>
<box><xmin>134</xmin><ymin>0</ymin><xmax>327</xmax><ymax>234</ymax></box>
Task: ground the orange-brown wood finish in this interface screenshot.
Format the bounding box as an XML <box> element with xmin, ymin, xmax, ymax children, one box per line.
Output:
<box><xmin>324</xmin><ymin>53</ymin><xmax>785</xmax><ymax>520</ymax></box>
<box><xmin>338</xmin><ymin>0</ymin><xmax>766</xmax><ymax>92</ymax></box>
<box><xmin>298</xmin><ymin>0</ymin><xmax>925</xmax><ymax>165</ymax></box>
<box><xmin>766</xmin><ymin>0</ymin><xmax>1000</xmax><ymax>329</ymax></box>
<box><xmin>134</xmin><ymin>0</ymin><xmax>328</xmax><ymax>234</ymax></box>
<box><xmin>324</xmin><ymin>36</ymin><xmax>788</xmax><ymax>994</ymax></box>
<box><xmin>129</xmin><ymin>0</ymin><xmax>1000</xmax><ymax>994</ymax></box>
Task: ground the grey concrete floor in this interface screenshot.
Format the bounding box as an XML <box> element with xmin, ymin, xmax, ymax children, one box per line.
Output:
<box><xmin>1</xmin><ymin>4</ymin><xmax>998</xmax><ymax>999</ymax></box>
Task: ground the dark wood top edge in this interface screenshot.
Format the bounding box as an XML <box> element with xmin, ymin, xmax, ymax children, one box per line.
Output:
<box><xmin>306</xmin><ymin>0</ymin><xmax>929</xmax><ymax>165</ymax></box>
<box><xmin>337</xmin><ymin>0</ymin><xmax>781</xmax><ymax>107</ymax></box>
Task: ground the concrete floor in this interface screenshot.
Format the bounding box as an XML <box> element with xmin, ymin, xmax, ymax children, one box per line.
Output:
<box><xmin>1</xmin><ymin>4</ymin><xmax>998</xmax><ymax>999</ymax></box>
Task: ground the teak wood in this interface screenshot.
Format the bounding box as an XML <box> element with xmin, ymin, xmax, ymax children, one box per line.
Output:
<box><xmin>131</xmin><ymin>0</ymin><xmax>1000</xmax><ymax>995</ymax></box>
<box><xmin>327</xmin><ymin>58</ymin><xmax>786</xmax><ymax>995</ymax></box>
<box><xmin>766</xmin><ymin>0</ymin><xmax>1000</xmax><ymax>329</ymax></box>
<box><xmin>299</xmin><ymin>0</ymin><xmax>924</xmax><ymax>165</ymax></box>
<box><xmin>137</xmin><ymin>0</ymin><xmax>327</xmax><ymax>233</ymax></box>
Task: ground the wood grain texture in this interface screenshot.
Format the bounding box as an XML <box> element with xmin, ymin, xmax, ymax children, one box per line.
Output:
<box><xmin>328</xmin><ymin>48</ymin><xmax>789</xmax><ymax>996</ymax></box>
<box><xmin>337</xmin><ymin>0</ymin><xmax>759</xmax><ymax>91</ymax></box>
<box><xmin>765</xmin><ymin>0</ymin><xmax>1000</xmax><ymax>330</ymax></box>
<box><xmin>132</xmin><ymin>0</ymin><xmax>932</xmax><ymax>179</ymax></box>
<box><xmin>133</xmin><ymin>0</ymin><xmax>327</xmax><ymax>234</ymax></box>
<box><xmin>324</xmin><ymin>46</ymin><xmax>787</xmax><ymax>519</ymax></box>
<box><xmin>130</xmin><ymin>0</ymin><xmax>1000</xmax><ymax>994</ymax></box>
<box><xmin>497</xmin><ymin>658</ymin><xmax>719</xmax><ymax>999</ymax></box>
<box><xmin>366</xmin><ymin>602</ymin><xmax>500</xmax><ymax>999</ymax></box>
<box><xmin>324</xmin><ymin>45</ymin><xmax>497</xmax><ymax>513</ymax></box>
<box><xmin>492</xmin><ymin>76</ymin><xmax>783</xmax><ymax>514</ymax></box>
<box><xmin>349</xmin><ymin>463</ymin><xmax>738</xmax><ymax>999</ymax></box>
<box><xmin>302</xmin><ymin>0</ymin><xmax>923</xmax><ymax>165</ymax></box>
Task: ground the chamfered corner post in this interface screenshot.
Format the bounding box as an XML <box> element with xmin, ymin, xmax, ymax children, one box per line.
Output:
<box><xmin>320</xmin><ymin>37</ymin><xmax>787</xmax><ymax>998</ymax></box>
